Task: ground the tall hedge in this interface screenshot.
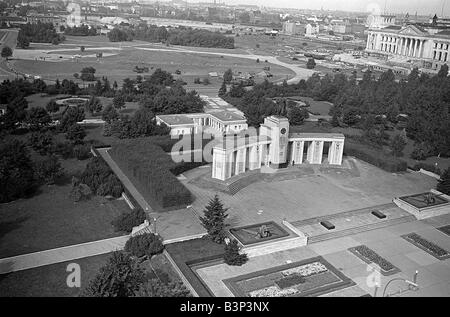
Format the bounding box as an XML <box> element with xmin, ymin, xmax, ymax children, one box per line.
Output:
<box><xmin>110</xmin><ymin>139</ymin><xmax>192</xmax><ymax>208</ymax></box>
<box><xmin>344</xmin><ymin>141</ymin><xmax>407</xmax><ymax>173</ymax></box>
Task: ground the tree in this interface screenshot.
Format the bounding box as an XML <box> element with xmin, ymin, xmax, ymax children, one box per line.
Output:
<box><xmin>82</xmin><ymin>251</ymin><xmax>145</xmax><ymax>297</ymax></box>
<box><xmin>112</xmin><ymin>208</ymin><xmax>147</xmax><ymax>233</ymax></box>
<box><xmin>80</xmin><ymin>67</ymin><xmax>96</xmax><ymax>82</ymax></box>
<box><xmin>17</xmin><ymin>31</ymin><xmax>30</xmax><ymax>48</ymax></box>
<box><xmin>46</xmin><ymin>100</ymin><xmax>60</xmax><ymax>113</ymax></box>
<box><xmin>113</xmin><ymin>94</ymin><xmax>125</xmax><ymax>109</ymax></box>
<box><xmin>124</xmin><ymin>233</ymin><xmax>164</xmax><ymax>258</ymax></box>
<box><xmin>69</xmin><ymin>176</ymin><xmax>92</xmax><ymax>202</ymax></box>
<box><xmin>34</xmin><ymin>155</ymin><xmax>64</xmax><ymax>185</ymax></box>
<box><xmin>85</xmin><ymin>96</ymin><xmax>102</xmax><ymax>115</ymax></box>
<box><xmin>28</xmin><ymin>130</ymin><xmax>55</xmax><ymax>155</ymax></box>
<box><xmin>390</xmin><ymin>133</ymin><xmax>407</xmax><ymax>157</ymax></box>
<box><xmin>60</xmin><ymin>106</ymin><xmax>85</xmax><ymax>131</ymax></box>
<box><xmin>1</xmin><ymin>46</ymin><xmax>12</xmax><ymax>60</ymax></box>
<box><xmin>223</xmin><ymin>69</ymin><xmax>233</xmax><ymax>84</ymax></box>
<box><xmin>199</xmin><ymin>194</ymin><xmax>229</xmax><ymax>243</ymax></box>
<box><xmin>218</xmin><ymin>81</ymin><xmax>227</xmax><ymax>96</ymax></box>
<box><xmin>102</xmin><ymin>104</ymin><xmax>119</xmax><ymax>123</ymax></box>
<box><xmin>25</xmin><ymin>107</ymin><xmax>51</xmax><ymax>130</ymax></box>
<box><xmin>331</xmin><ymin>113</ymin><xmax>340</xmax><ymax>127</ymax></box>
<box><xmin>80</xmin><ymin>46</ymin><xmax>85</xmax><ymax>52</ymax></box>
<box><xmin>287</xmin><ymin>106</ymin><xmax>309</xmax><ymax>125</ymax></box>
<box><xmin>135</xmin><ymin>278</ymin><xmax>191</xmax><ymax>297</ymax></box>
<box><xmin>438</xmin><ymin>63</ymin><xmax>449</xmax><ymax>78</ymax></box>
<box><xmin>0</xmin><ymin>139</ymin><xmax>36</xmax><ymax>203</ymax></box>
<box><xmin>437</xmin><ymin>168</ymin><xmax>450</xmax><ymax>195</ymax></box>
<box><xmin>223</xmin><ymin>239</ymin><xmax>248</xmax><ymax>266</ymax></box>
<box><xmin>306</xmin><ymin>58</ymin><xmax>316</xmax><ymax>69</ymax></box>
<box><xmin>65</xmin><ymin>124</ymin><xmax>86</xmax><ymax>144</ymax></box>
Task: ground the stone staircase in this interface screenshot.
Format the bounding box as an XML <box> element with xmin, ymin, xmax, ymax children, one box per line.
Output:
<box><xmin>307</xmin><ymin>214</ymin><xmax>416</xmax><ymax>244</ymax></box>
<box><xmin>243</xmin><ymin>236</ymin><xmax>307</xmax><ymax>258</ymax></box>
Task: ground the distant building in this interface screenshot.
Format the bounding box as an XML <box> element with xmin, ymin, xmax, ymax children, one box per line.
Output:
<box><xmin>366</xmin><ymin>15</ymin><xmax>450</xmax><ymax>70</ymax></box>
<box><xmin>282</xmin><ymin>21</ymin><xmax>305</xmax><ymax>35</ymax></box>
<box><xmin>156</xmin><ymin>111</ymin><xmax>248</xmax><ymax>136</ymax></box>
<box><xmin>305</xmin><ymin>23</ymin><xmax>319</xmax><ymax>36</ymax></box>
<box><xmin>366</xmin><ymin>14</ymin><xmax>396</xmax><ymax>29</ymax></box>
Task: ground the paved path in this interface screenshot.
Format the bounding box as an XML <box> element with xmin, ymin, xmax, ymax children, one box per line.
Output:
<box><xmin>0</xmin><ymin>235</ymin><xmax>129</xmax><ymax>274</ymax></box>
<box><xmin>97</xmin><ymin>148</ymin><xmax>206</xmax><ymax>240</ymax></box>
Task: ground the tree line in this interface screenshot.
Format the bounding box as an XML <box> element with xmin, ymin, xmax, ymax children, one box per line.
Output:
<box><xmin>108</xmin><ymin>25</ymin><xmax>234</xmax><ymax>49</ymax></box>
<box><xmin>17</xmin><ymin>22</ymin><xmax>64</xmax><ymax>48</ymax></box>
<box><xmin>222</xmin><ymin>65</ymin><xmax>450</xmax><ymax>159</ymax></box>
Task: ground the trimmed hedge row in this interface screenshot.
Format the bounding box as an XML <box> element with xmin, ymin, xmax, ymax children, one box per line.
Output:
<box><xmin>344</xmin><ymin>140</ymin><xmax>407</xmax><ymax>172</ymax></box>
<box><xmin>410</xmin><ymin>163</ymin><xmax>441</xmax><ymax>176</ymax></box>
<box><xmin>110</xmin><ymin>139</ymin><xmax>192</xmax><ymax>208</ymax></box>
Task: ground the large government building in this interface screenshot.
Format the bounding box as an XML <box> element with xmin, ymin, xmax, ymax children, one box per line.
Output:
<box><xmin>211</xmin><ymin>116</ymin><xmax>345</xmax><ymax>181</ymax></box>
<box><xmin>366</xmin><ymin>15</ymin><xmax>450</xmax><ymax>70</ymax></box>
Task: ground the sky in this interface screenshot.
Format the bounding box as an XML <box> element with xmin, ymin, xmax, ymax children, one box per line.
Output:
<box><xmin>208</xmin><ymin>0</ymin><xmax>450</xmax><ymax>16</ymax></box>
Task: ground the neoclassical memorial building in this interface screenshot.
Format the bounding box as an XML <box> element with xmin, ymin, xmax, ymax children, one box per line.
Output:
<box><xmin>211</xmin><ymin>116</ymin><xmax>345</xmax><ymax>181</ymax></box>
<box><xmin>366</xmin><ymin>15</ymin><xmax>450</xmax><ymax>70</ymax></box>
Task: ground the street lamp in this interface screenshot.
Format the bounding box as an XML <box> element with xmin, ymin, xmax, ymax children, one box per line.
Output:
<box><xmin>382</xmin><ymin>270</ymin><xmax>419</xmax><ymax>297</ymax></box>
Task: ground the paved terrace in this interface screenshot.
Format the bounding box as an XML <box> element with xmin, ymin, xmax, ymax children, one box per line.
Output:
<box><xmin>195</xmin><ymin>214</ymin><xmax>450</xmax><ymax>297</ymax></box>
<box><xmin>183</xmin><ymin>158</ymin><xmax>437</xmax><ymax>228</ymax></box>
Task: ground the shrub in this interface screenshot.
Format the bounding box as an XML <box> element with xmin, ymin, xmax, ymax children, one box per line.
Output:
<box><xmin>411</xmin><ymin>146</ymin><xmax>428</xmax><ymax>160</ymax></box>
<box><xmin>344</xmin><ymin>141</ymin><xmax>407</xmax><ymax>172</ymax></box>
<box><xmin>124</xmin><ymin>233</ymin><xmax>164</xmax><ymax>258</ymax></box>
<box><xmin>80</xmin><ymin>157</ymin><xmax>123</xmax><ymax>198</ymax></box>
<box><xmin>52</xmin><ymin>141</ymin><xmax>74</xmax><ymax>159</ymax></box>
<box><xmin>437</xmin><ymin>168</ymin><xmax>450</xmax><ymax>195</ymax></box>
<box><xmin>28</xmin><ymin>130</ymin><xmax>55</xmax><ymax>155</ymax></box>
<box><xmin>112</xmin><ymin>208</ymin><xmax>147</xmax><ymax>233</ymax></box>
<box><xmin>223</xmin><ymin>239</ymin><xmax>248</xmax><ymax>266</ymax></box>
<box><xmin>34</xmin><ymin>155</ymin><xmax>64</xmax><ymax>185</ymax></box>
<box><xmin>110</xmin><ymin>140</ymin><xmax>192</xmax><ymax>208</ymax></box>
<box><xmin>69</xmin><ymin>177</ymin><xmax>92</xmax><ymax>202</ymax></box>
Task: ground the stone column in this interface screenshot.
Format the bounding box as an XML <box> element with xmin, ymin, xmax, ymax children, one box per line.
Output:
<box><xmin>227</xmin><ymin>152</ymin><xmax>233</xmax><ymax>179</ymax></box>
<box><xmin>295</xmin><ymin>141</ymin><xmax>304</xmax><ymax>164</ymax></box>
<box><xmin>418</xmin><ymin>39</ymin><xmax>423</xmax><ymax>58</ymax></box>
<box><xmin>328</xmin><ymin>142</ymin><xmax>335</xmax><ymax>164</ymax></box>
<box><xmin>312</xmin><ymin>141</ymin><xmax>324</xmax><ymax>164</ymax></box>
<box><xmin>306</xmin><ymin>141</ymin><xmax>314</xmax><ymax>163</ymax></box>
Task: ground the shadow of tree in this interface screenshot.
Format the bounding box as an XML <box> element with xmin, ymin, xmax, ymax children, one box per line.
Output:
<box><xmin>0</xmin><ymin>216</ymin><xmax>28</xmax><ymax>240</ymax></box>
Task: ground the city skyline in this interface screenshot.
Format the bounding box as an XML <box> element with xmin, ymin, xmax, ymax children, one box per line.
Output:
<box><xmin>184</xmin><ymin>0</ymin><xmax>450</xmax><ymax>16</ymax></box>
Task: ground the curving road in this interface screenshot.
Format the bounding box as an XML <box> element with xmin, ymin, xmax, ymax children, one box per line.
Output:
<box><xmin>134</xmin><ymin>46</ymin><xmax>316</xmax><ymax>84</ymax></box>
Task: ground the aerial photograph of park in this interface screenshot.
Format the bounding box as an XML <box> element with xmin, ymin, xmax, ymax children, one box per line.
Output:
<box><xmin>0</xmin><ymin>0</ymin><xmax>449</xmax><ymax>303</ymax></box>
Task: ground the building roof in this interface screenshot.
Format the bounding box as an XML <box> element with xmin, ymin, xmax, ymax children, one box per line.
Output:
<box><xmin>156</xmin><ymin>114</ymin><xmax>195</xmax><ymax>126</ymax></box>
<box><xmin>210</xmin><ymin>111</ymin><xmax>246</xmax><ymax>123</ymax></box>
<box><xmin>289</xmin><ymin>132</ymin><xmax>345</xmax><ymax>140</ymax></box>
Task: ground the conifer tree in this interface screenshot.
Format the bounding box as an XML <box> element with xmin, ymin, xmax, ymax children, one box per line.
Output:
<box><xmin>218</xmin><ymin>81</ymin><xmax>227</xmax><ymax>96</ymax></box>
<box><xmin>199</xmin><ymin>194</ymin><xmax>229</xmax><ymax>243</ymax></box>
<box><xmin>437</xmin><ymin>168</ymin><xmax>450</xmax><ymax>195</ymax></box>
<box><xmin>223</xmin><ymin>239</ymin><xmax>248</xmax><ymax>266</ymax></box>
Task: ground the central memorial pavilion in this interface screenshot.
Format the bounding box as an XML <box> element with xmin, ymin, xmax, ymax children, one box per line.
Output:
<box><xmin>211</xmin><ymin>116</ymin><xmax>345</xmax><ymax>181</ymax></box>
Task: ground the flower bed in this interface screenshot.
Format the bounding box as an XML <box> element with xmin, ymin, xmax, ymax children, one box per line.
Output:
<box><xmin>402</xmin><ymin>233</ymin><xmax>450</xmax><ymax>260</ymax></box>
<box><xmin>398</xmin><ymin>193</ymin><xmax>449</xmax><ymax>209</ymax></box>
<box><xmin>348</xmin><ymin>245</ymin><xmax>400</xmax><ymax>276</ymax></box>
<box><xmin>437</xmin><ymin>225</ymin><xmax>450</xmax><ymax>237</ymax></box>
<box><xmin>224</xmin><ymin>256</ymin><xmax>354</xmax><ymax>297</ymax></box>
<box><xmin>229</xmin><ymin>221</ymin><xmax>290</xmax><ymax>245</ymax></box>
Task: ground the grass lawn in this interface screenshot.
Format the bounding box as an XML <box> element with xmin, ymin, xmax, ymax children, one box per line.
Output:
<box><xmin>0</xmin><ymin>253</ymin><xmax>111</xmax><ymax>297</ymax></box>
<box><xmin>165</xmin><ymin>238</ymin><xmax>225</xmax><ymax>297</ymax></box>
<box><xmin>0</xmin><ymin>251</ymin><xmax>187</xmax><ymax>296</ymax></box>
<box><xmin>0</xmin><ymin>181</ymin><xmax>129</xmax><ymax>258</ymax></box>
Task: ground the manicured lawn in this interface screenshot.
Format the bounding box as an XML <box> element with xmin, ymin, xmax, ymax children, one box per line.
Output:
<box><xmin>0</xmin><ymin>174</ymin><xmax>129</xmax><ymax>257</ymax></box>
<box><xmin>165</xmin><ymin>238</ymin><xmax>225</xmax><ymax>297</ymax></box>
<box><xmin>0</xmin><ymin>253</ymin><xmax>111</xmax><ymax>297</ymax></box>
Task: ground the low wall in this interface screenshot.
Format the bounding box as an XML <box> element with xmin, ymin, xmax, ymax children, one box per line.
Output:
<box><xmin>419</xmin><ymin>169</ymin><xmax>441</xmax><ymax>180</ymax></box>
<box><xmin>393</xmin><ymin>190</ymin><xmax>450</xmax><ymax>220</ymax></box>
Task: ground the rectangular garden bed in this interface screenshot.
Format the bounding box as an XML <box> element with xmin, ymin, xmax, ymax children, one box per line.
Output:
<box><xmin>223</xmin><ymin>256</ymin><xmax>355</xmax><ymax>297</ymax></box>
<box><xmin>437</xmin><ymin>225</ymin><xmax>450</xmax><ymax>237</ymax></box>
<box><xmin>398</xmin><ymin>193</ymin><xmax>449</xmax><ymax>209</ymax></box>
<box><xmin>348</xmin><ymin>245</ymin><xmax>400</xmax><ymax>276</ymax></box>
<box><xmin>229</xmin><ymin>221</ymin><xmax>290</xmax><ymax>246</ymax></box>
<box><xmin>165</xmin><ymin>238</ymin><xmax>225</xmax><ymax>297</ymax></box>
<box><xmin>401</xmin><ymin>233</ymin><xmax>450</xmax><ymax>260</ymax></box>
